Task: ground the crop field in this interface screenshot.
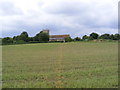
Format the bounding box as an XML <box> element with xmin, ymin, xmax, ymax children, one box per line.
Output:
<box><xmin>2</xmin><ymin>42</ymin><xmax>118</xmax><ymax>88</ymax></box>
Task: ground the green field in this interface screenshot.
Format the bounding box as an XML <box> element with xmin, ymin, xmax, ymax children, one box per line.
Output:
<box><xmin>2</xmin><ymin>42</ymin><xmax>118</xmax><ymax>88</ymax></box>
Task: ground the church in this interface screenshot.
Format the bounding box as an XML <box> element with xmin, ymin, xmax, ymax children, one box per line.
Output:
<box><xmin>41</xmin><ymin>29</ymin><xmax>70</xmax><ymax>42</ymax></box>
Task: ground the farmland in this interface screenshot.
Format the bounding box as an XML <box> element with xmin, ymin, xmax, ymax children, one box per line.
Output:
<box><xmin>2</xmin><ymin>42</ymin><xmax>118</xmax><ymax>88</ymax></box>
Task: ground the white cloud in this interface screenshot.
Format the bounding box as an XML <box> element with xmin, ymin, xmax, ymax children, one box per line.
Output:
<box><xmin>0</xmin><ymin>0</ymin><xmax>118</xmax><ymax>38</ymax></box>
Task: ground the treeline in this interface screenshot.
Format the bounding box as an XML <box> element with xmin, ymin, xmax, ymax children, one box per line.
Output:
<box><xmin>1</xmin><ymin>32</ymin><xmax>120</xmax><ymax>45</ymax></box>
<box><xmin>73</xmin><ymin>32</ymin><xmax>120</xmax><ymax>41</ymax></box>
<box><xmin>2</xmin><ymin>31</ymin><xmax>49</xmax><ymax>45</ymax></box>
<box><xmin>64</xmin><ymin>32</ymin><xmax>120</xmax><ymax>42</ymax></box>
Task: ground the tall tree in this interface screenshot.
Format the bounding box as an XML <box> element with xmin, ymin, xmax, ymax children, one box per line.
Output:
<box><xmin>90</xmin><ymin>32</ymin><xmax>99</xmax><ymax>39</ymax></box>
<box><xmin>39</xmin><ymin>33</ymin><xmax>49</xmax><ymax>42</ymax></box>
<box><xmin>20</xmin><ymin>32</ymin><xmax>29</xmax><ymax>42</ymax></box>
<box><xmin>34</xmin><ymin>31</ymin><xmax>49</xmax><ymax>42</ymax></box>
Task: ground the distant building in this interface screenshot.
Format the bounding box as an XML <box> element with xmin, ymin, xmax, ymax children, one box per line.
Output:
<box><xmin>41</xmin><ymin>29</ymin><xmax>70</xmax><ymax>42</ymax></box>
<box><xmin>49</xmin><ymin>34</ymin><xmax>70</xmax><ymax>42</ymax></box>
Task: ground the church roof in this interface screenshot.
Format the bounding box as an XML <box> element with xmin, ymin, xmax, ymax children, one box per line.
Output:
<box><xmin>49</xmin><ymin>35</ymin><xmax>70</xmax><ymax>38</ymax></box>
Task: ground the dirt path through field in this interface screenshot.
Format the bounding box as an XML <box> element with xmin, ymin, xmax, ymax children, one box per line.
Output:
<box><xmin>54</xmin><ymin>44</ymin><xmax>64</xmax><ymax>88</ymax></box>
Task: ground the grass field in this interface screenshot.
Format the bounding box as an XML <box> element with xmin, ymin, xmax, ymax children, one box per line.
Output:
<box><xmin>2</xmin><ymin>42</ymin><xmax>118</xmax><ymax>88</ymax></box>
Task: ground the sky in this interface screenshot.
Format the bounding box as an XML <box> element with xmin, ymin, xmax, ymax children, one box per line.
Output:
<box><xmin>0</xmin><ymin>0</ymin><xmax>118</xmax><ymax>38</ymax></box>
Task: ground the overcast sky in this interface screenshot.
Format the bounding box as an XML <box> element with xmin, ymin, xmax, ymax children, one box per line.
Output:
<box><xmin>0</xmin><ymin>0</ymin><xmax>118</xmax><ymax>38</ymax></box>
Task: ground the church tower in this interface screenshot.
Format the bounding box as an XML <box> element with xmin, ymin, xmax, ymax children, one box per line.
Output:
<box><xmin>42</xmin><ymin>29</ymin><xmax>49</xmax><ymax>35</ymax></box>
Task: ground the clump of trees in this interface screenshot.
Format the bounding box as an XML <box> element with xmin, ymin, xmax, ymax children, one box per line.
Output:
<box><xmin>13</xmin><ymin>32</ymin><xmax>29</xmax><ymax>44</ymax></box>
<box><xmin>33</xmin><ymin>31</ymin><xmax>49</xmax><ymax>42</ymax></box>
<box><xmin>2</xmin><ymin>37</ymin><xmax>13</xmax><ymax>44</ymax></box>
<box><xmin>2</xmin><ymin>31</ymin><xmax>49</xmax><ymax>45</ymax></box>
<box><xmin>74</xmin><ymin>32</ymin><xmax>120</xmax><ymax>42</ymax></box>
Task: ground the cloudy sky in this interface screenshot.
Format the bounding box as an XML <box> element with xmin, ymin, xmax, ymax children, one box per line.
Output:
<box><xmin>0</xmin><ymin>0</ymin><xmax>118</xmax><ymax>38</ymax></box>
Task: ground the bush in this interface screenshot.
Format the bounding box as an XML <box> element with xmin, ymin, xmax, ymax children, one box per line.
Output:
<box><xmin>2</xmin><ymin>37</ymin><xmax>13</xmax><ymax>45</ymax></box>
<box><xmin>16</xmin><ymin>40</ymin><xmax>26</xmax><ymax>44</ymax></box>
<box><xmin>65</xmin><ymin>37</ymin><xmax>73</xmax><ymax>42</ymax></box>
<box><xmin>74</xmin><ymin>37</ymin><xmax>81</xmax><ymax>41</ymax></box>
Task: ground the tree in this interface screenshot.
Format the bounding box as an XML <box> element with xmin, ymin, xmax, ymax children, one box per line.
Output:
<box><xmin>90</xmin><ymin>32</ymin><xmax>99</xmax><ymax>39</ymax></box>
<box><xmin>74</xmin><ymin>37</ymin><xmax>81</xmax><ymax>41</ymax></box>
<box><xmin>99</xmin><ymin>34</ymin><xmax>110</xmax><ymax>39</ymax></box>
<box><xmin>82</xmin><ymin>35</ymin><xmax>89</xmax><ymax>40</ymax></box>
<box><xmin>39</xmin><ymin>33</ymin><xmax>49</xmax><ymax>42</ymax></box>
<box><xmin>33</xmin><ymin>33</ymin><xmax>39</xmax><ymax>41</ymax></box>
<box><xmin>65</xmin><ymin>37</ymin><xmax>72</xmax><ymax>42</ymax></box>
<box><xmin>2</xmin><ymin>37</ymin><xmax>13</xmax><ymax>44</ymax></box>
<box><xmin>110</xmin><ymin>34</ymin><xmax>114</xmax><ymax>40</ymax></box>
<box><xmin>114</xmin><ymin>34</ymin><xmax>120</xmax><ymax>40</ymax></box>
<box><xmin>28</xmin><ymin>37</ymin><xmax>34</xmax><ymax>42</ymax></box>
<box><xmin>88</xmin><ymin>36</ymin><xmax>94</xmax><ymax>40</ymax></box>
<box><xmin>13</xmin><ymin>36</ymin><xmax>21</xmax><ymax>41</ymax></box>
<box><xmin>13</xmin><ymin>35</ymin><xmax>23</xmax><ymax>44</ymax></box>
<box><xmin>20</xmin><ymin>31</ymin><xmax>29</xmax><ymax>42</ymax></box>
<box><xmin>34</xmin><ymin>31</ymin><xmax>49</xmax><ymax>42</ymax></box>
